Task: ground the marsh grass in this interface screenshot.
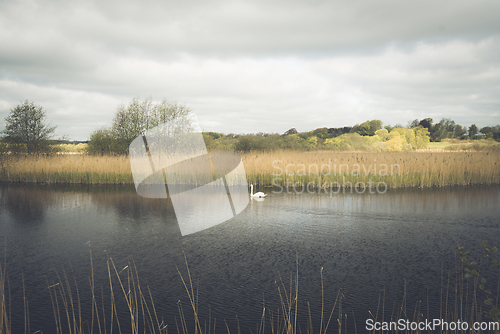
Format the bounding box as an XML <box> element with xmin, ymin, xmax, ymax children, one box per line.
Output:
<box><xmin>242</xmin><ymin>150</ymin><xmax>500</xmax><ymax>188</ymax></box>
<box><xmin>431</xmin><ymin>139</ymin><xmax>500</xmax><ymax>152</ymax></box>
<box><xmin>363</xmin><ymin>256</ymin><xmax>499</xmax><ymax>334</ymax></box>
<box><xmin>0</xmin><ymin>155</ymin><xmax>133</xmax><ymax>184</ymax></box>
<box><xmin>1</xmin><ymin>256</ymin><xmax>11</xmax><ymax>334</ymax></box>
<box><xmin>0</xmin><ymin>150</ymin><xmax>499</xmax><ymax>189</ymax></box>
<box><xmin>2</xmin><ymin>246</ymin><xmax>500</xmax><ymax>334</ymax></box>
<box><xmin>43</xmin><ymin>253</ymin><xmax>349</xmax><ymax>334</ymax></box>
<box><xmin>46</xmin><ymin>248</ymin><xmax>169</xmax><ymax>334</ymax></box>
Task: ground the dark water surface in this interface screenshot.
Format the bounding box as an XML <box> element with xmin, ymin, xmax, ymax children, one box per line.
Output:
<box><xmin>1</xmin><ymin>183</ymin><xmax>499</xmax><ymax>333</ymax></box>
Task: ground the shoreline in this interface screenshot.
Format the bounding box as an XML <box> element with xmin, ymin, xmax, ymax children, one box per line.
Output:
<box><xmin>1</xmin><ymin>174</ymin><xmax>499</xmax><ymax>189</ymax></box>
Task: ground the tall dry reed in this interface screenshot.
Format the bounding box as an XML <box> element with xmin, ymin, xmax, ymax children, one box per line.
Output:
<box><xmin>241</xmin><ymin>150</ymin><xmax>500</xmax><ymax>188</ymax></box>
<box><xmin>1</xmin><ymin>150</ymin><xmax>499</xmax><ymax>188</ymax></box>
<box><xmin>3</xmin><ymin>246</ymin><xmax>500</xmax><ymax>333</ymax></box>
<box><xmin>0</xmin><ymin>155</ymin><xmax>133</xmax><ymax>184</ymax></box>
<box><xmin>0</xmin><ymin>257</ymin><xmax>11</xmax><ymax>334</ymax></box>
<box><xmin>46</xmin><ymin>247</ymin><xmax>169</xmax><ymax>334</ymax></box>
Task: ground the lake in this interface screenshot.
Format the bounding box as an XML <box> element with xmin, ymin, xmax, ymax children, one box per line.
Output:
<box><xmin>1</xmin><ymin>183</ymin><xmax>499</xmax><ymax>333</ymax></box>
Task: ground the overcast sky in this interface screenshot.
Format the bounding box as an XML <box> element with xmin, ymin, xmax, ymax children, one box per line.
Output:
<box><xmin>1</xmin><ymin>0</ymin><xmax>499</xmax><ymax>141</ymax></box>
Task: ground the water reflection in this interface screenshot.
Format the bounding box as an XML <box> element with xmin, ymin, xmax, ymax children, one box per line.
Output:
<box><xmin>266</xmin><ymin>185</ymin><xmax>499</xmax><ymax>220</ymax></box>
<box><xmin>0</xmin><ymin>184</ymin><xmax>175</xmax><ymax>222</ymax></box>
<box><xmin>2</xmin><ymin>184</ymin><xmax>496</xmax><ymax>225</ymax></box>
<box><xmin>1</xmin><ymin>185</ymin><xmax>54</xmax><ymax>224</ymax></box>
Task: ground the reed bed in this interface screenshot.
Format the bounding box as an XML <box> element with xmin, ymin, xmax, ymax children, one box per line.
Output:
<box><xmin>1</xmin><ymin>150</ymin><xmax>499</xmax><ymax>188</ymax></box>
<box><xmin>242</xmin><ymin>150</ymin><xmax>500</xmax><ymax>188</ymax></box>
<box><xmin>0</xmin><ymin>155</ymin><xmax>133</xmax><ymax>184</ymax></box>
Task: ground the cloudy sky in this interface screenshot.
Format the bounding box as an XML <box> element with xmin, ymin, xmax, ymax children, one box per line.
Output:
<box><xmin>1</xmin><ymin>0</ymin><xmax>499</xmax><ymax>141</ymax></box>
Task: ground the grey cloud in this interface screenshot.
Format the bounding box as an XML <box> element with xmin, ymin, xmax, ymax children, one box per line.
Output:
<box><xmin>2</xmin><ymin>0</ymin><xmax>500</xmax><ymax>57</ymax></box>
<box><xmin>0</xmin><ymin>0</ymin><xmax>499</xmax><ymax>140</ymax></box>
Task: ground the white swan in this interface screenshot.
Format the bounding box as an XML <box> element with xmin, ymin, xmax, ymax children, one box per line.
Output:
<box><xmin>250</xmin><ymin>184</ymin><xmax>267</xmax><ymax>198</ymax></box>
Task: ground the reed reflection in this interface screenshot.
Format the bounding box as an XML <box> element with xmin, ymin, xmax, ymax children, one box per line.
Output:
<box><xmin>0</xmin><ymin>184</ymin><xmax>176</xmax><ymax>226</ymax></box>
<box><xmin>0</xmin><ymin>184</ymin><xmax>55</xmax><ymax>225</ymax></box>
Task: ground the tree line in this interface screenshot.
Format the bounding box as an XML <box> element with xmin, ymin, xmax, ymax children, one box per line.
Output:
<box><xmin>1</xmin><ymin>98</ymin><xmax>499</xmax><ymax>155</ymax></box>
<box><xmin>406</xmin><ymin>118</ymin><xmax>500</xmax><ymax>142</ymax></box>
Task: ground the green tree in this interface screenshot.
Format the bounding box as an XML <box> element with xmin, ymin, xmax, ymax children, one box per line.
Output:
<box><xmin>469</xmin><ymin>124</ymin><xmax>478</xmax><ymax>137</ymax></box>
<box><xmin>306</xmin><ymin>136</ymin><xmax>318</xmax><ymax>149</ymax></box>
<box><xmin>1</xmin><ymin>100</ymin><xmax>56</xmax><ymax>153</ymax></box>
<box><xmin>453</xmin><ymin>124</ymin><xmax>467</xmax><ymax>138</ymax></box>
<box><xmin>350</xmin><ymin>122</ymin><xmax>369</xmax><ymax>136</ymax></box>
<box><xmin>431</xmin><ymin>118</ymin><xmax>456</xmax><ymax>141</ymax></box>
<box><xmin>86</xmin><ymin>128</ymin><xmax>116</xmax><ymax>155</ymax></box>
<box><xmin>480</xmin><ymin>126</ymin><xmax>492</xmax><ymax>135</ymax></box>
<box><xmin>235</xmin><ymin>135</ymin><xmax>260</xmax><ymax>152</ymax></box>
<box><xmin>312</xmin><ymin>127</ymin><xmax>329</xmax><ymax>139</ymax></box>
<box><xmin>375</xmin><ymin>128</ymin><xmax>389</xmax><ymax>141</ymax></box>
<box><xmin>413</xmin><ymin>126</ymin><xmax>430</xmax><ymax>148</ymax></box>
<box><xmin>407</xmin><ymin>119</ymin><xmax>420</xmax><ymax>129</ymax></box>
<box><xmin>351</xmin><ymin>120</ymin><xmax>382</xmax><ymax>136</ymax></box>
<box><xmin>369</xmin><ymin>120</ymin><xmax>382</xmax><ymax>134</ymax></box>
<box><xmin>281</xmin><ymin>134</ymin><xmax>308</xmax><ymax>150</ymax></box>
<box><xmin>418</xmin><ymin>118</ymin><xmax>432</xmax><ymax>130</ymax></box>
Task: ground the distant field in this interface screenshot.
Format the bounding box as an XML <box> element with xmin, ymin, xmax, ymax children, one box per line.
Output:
<box><xmin>427</xmin><ymin>142</ymin><xmax>453</xmax><ymax>149</ymax></box>
<box><xmin>425</xmin><ymin>139</ymin><xmax>499</xmax><ymax>151</ymax></box>
<box><xmin>1</xmin><ymin>150</ymin><xmax>499</xmax><ymax>188</ymax></box>
<box><xmin>55</xmin><ymin>142</ymin><xmax>88</xmax><ymax>153</ymax></box>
